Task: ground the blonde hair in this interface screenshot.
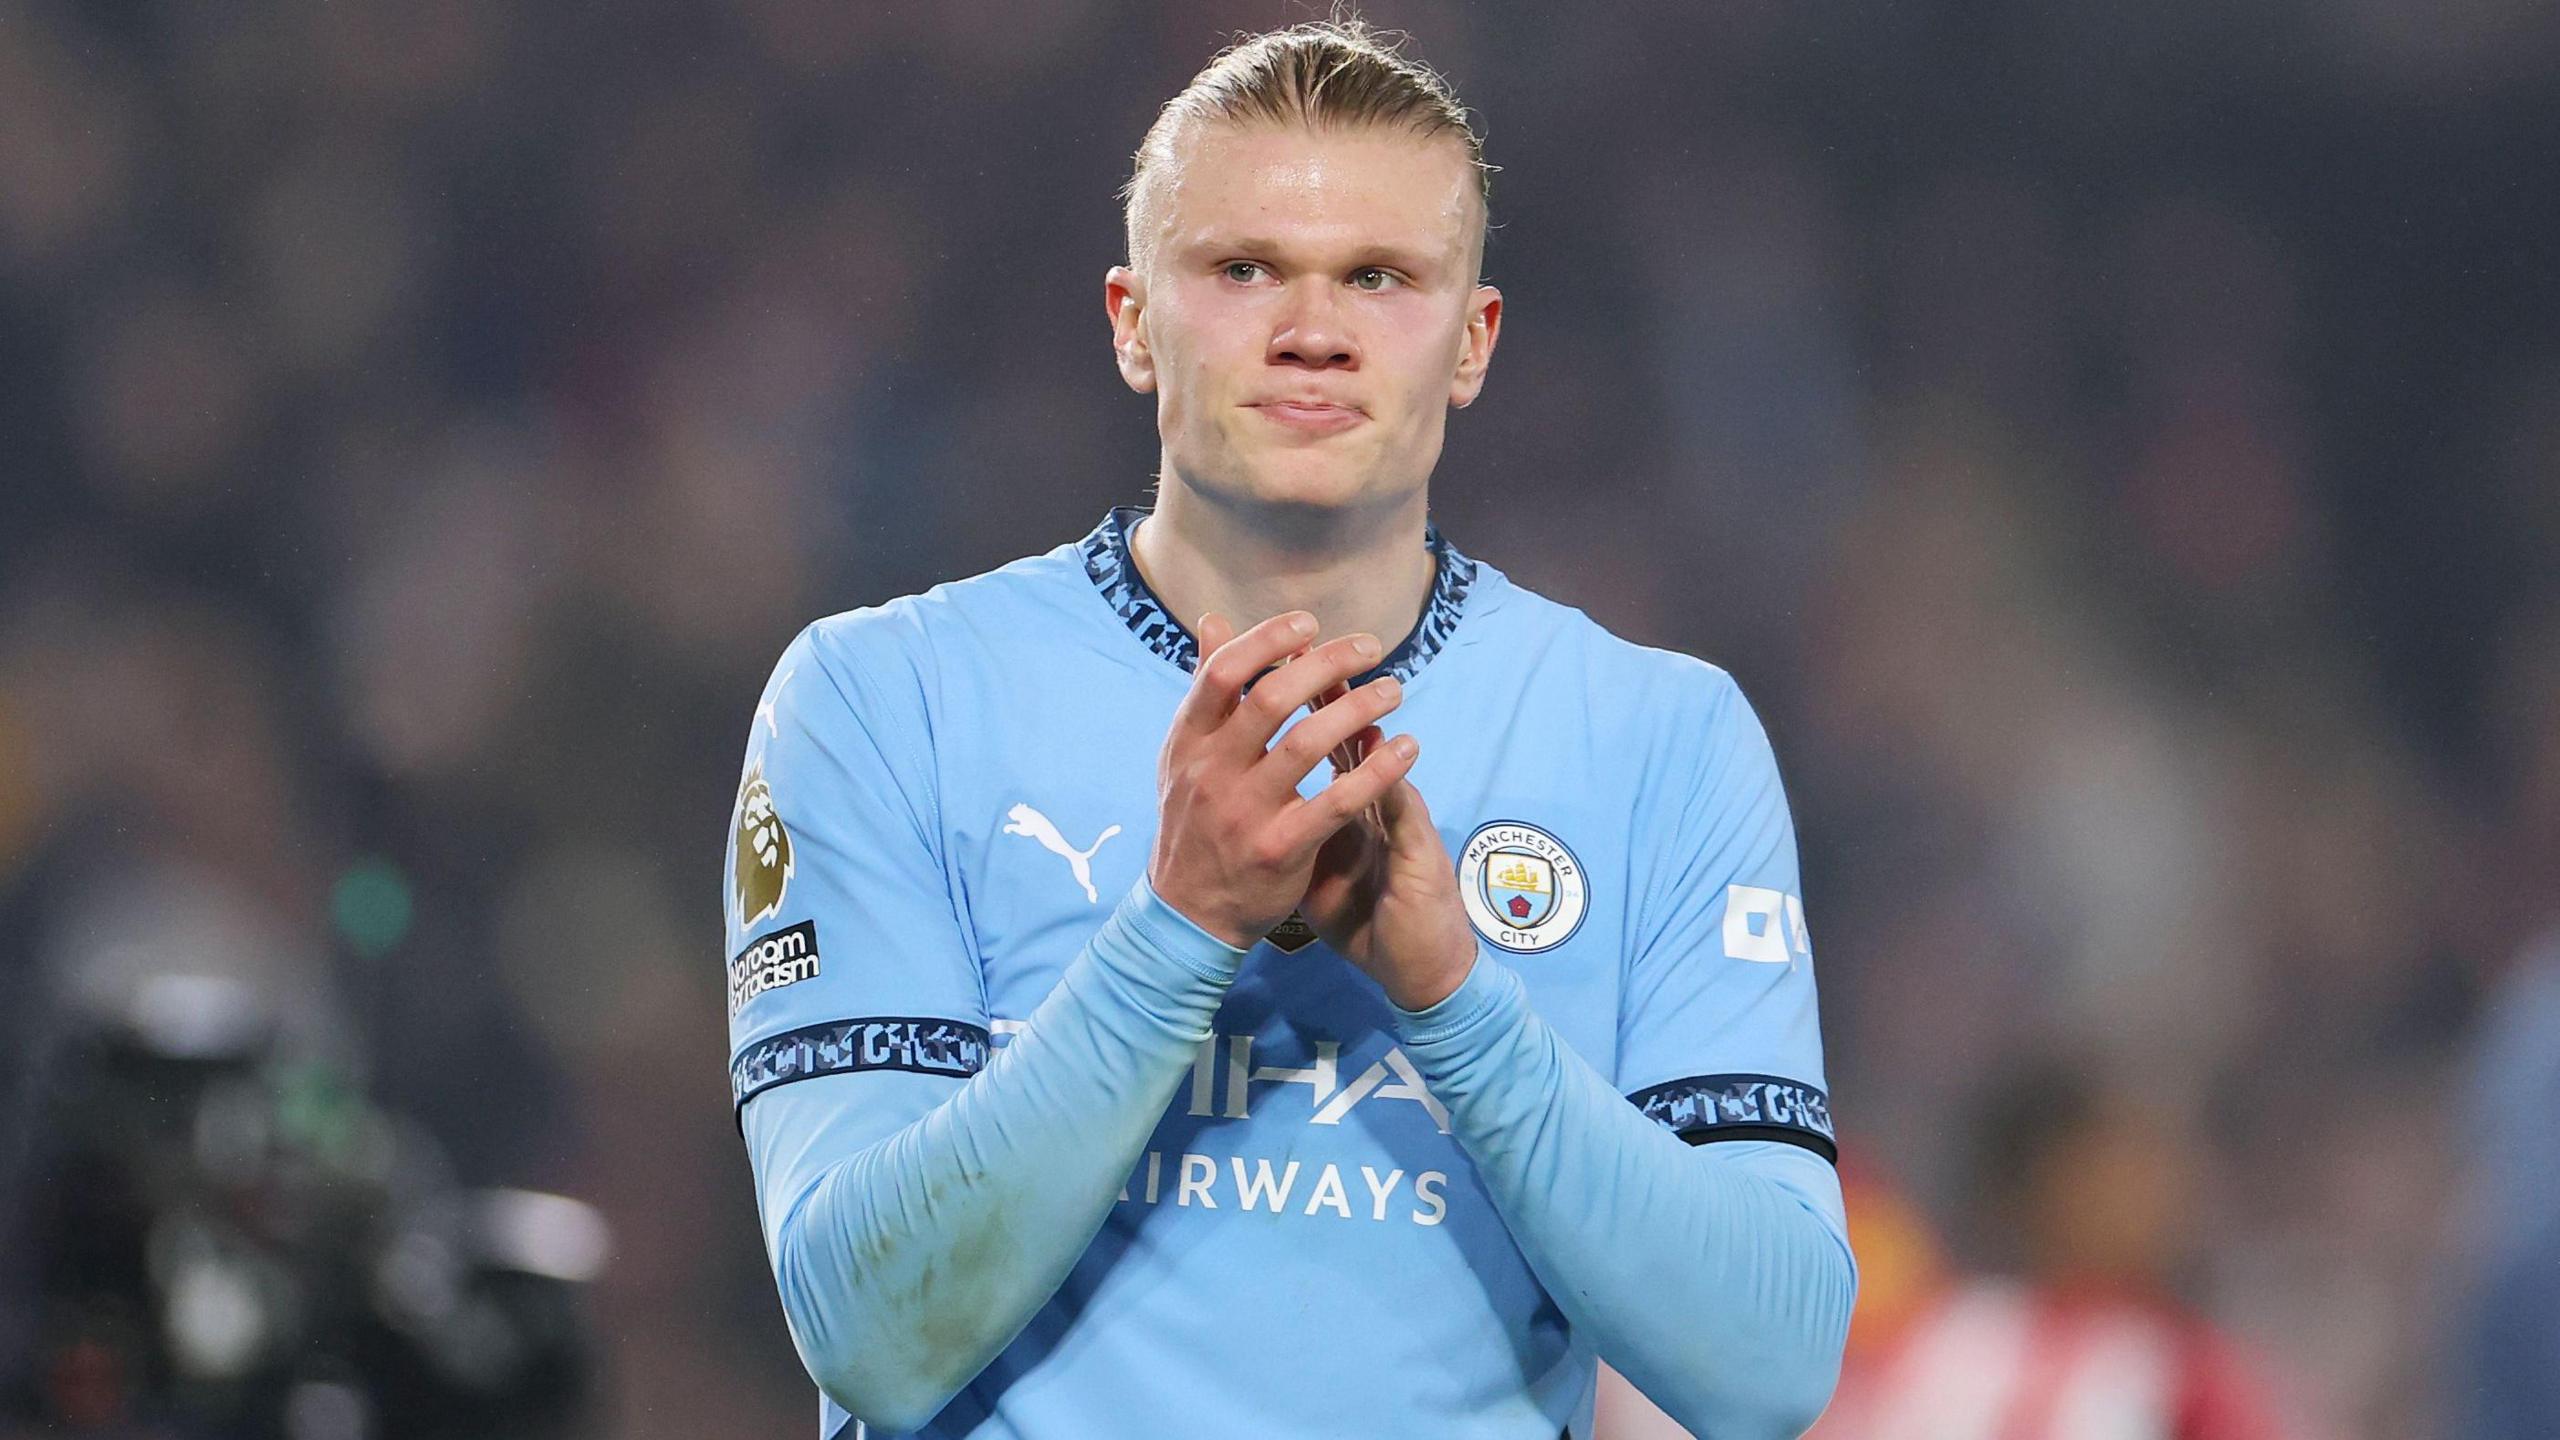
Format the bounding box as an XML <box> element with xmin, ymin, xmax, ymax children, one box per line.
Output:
<box><xmin>1121</xmin><ymin>17</ymin><xmax>1493</xmax><ymax>274</ymax></box>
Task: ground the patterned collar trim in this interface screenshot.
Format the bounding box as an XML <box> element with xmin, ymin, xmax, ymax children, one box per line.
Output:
<box><xmin>1078</xmin><ymin>505</ymin><xmax>1477</xmax><ymax>684</ymax></box>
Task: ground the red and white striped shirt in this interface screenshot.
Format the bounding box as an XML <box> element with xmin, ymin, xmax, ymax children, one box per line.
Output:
<box><xmin>1805</xmin><ymin>1280</ymin><xmax>2313</xmax><ymax>1440</ymax></box>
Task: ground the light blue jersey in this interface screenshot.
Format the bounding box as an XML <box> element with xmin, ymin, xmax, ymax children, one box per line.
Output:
<box><xmin>725</xmin><ymin>507</ymin><xmax>1851</xmax><ymax>1439</ymax></box>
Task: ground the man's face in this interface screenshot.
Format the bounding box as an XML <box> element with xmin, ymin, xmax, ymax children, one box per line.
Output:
<box><xmin>1106</xmin><ymin>121</ymin><xmax>1501</xmax><ymax>519</ymax></box>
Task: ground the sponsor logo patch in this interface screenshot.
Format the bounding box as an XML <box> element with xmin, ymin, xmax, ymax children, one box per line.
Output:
<box><xmin>1263</xmin><ymin>910</ymin><xmax>1320</xmax><ymax>953</ymax></box>
<box><xmin>1457</xmin><ymin>820</ymin><xmax>1589</xmax><ymax>953</ymax></box>
<box><xmin>1723</xmin><ymin>883</ymin><xmax>1812</xmax><ymax>965</ymax></box>
<box><xmin>728</xmin><ymin>920</ymin><xmax>821</xmax><ymax>1016</ymax></box>
<box><xmin>1000</xmin><ymin>802</ymin><xmax>1120</xmax><ymax>904</ymax></box>
<box><xmin>733</xmin><ymin>763</ymin><xmax>794</xmax><ymax>927</ymax></box>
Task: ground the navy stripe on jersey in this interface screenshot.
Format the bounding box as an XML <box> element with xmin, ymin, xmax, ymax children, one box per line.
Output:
<box><xmin>1626</xmin><ymin>1073</ymin><xmax>1838</xmax><ymax>1164</ymax></box>
<box><xmin>731</xmin><ymin>1016</ymin><xmax>993</xmax><ymax>1115</ymax></box>
<box><xmin>1078</xmin><ymin>506</ymin><xmax>1478</xmax><ymax>685</ymax></box>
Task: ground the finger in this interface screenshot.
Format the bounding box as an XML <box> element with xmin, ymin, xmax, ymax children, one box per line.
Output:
<box><xmin>1275</xmin><ymin>732</ymin><xmax>1421</xmax><ymax>854</ymax></box>
<box><xmin>1224</xmin><ymin>631</ymin><xmax>1384</xmax><ymax>752</ymax></box>
<box><xmin>1196</xmin><ymin>611</ymin><xmax>1236</xmax><ymax>656</ymax></box>
<box><xmin>1172</xmin><ymin>610</ymin><xmax>1316</xmax><ymax>737</ymax></box>
<box><xmin>1330</xmin><ymin>722</ymin><xmax>1383</xmax><ymax>776</ymax></box>
<box><xmin>1312</xmin><ymin>680</ymin><xmax>1349</xmax><ymax>762</ymax></box>
<box><xmin>1378</xmin><ymin>773</ymin><xmax>1429</xmax><ymax>835</ymax></box>
<box><xmin>1263</xmin><ymin>675</ymin><xmax>1403</xmax><ymax>789</ymax></box>
<box><xmin>1310</xmin><ymin>680</ymin><xmax>1364</xmax><ymax>774</ymax></box>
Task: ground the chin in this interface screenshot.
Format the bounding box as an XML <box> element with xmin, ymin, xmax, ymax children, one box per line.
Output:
<box><xmin>1248</xmin><ymin>442</ymin><xmax>1408</xmax><ymax>505</ymax></box>
<box><xmin>1170</xmin><ymin>427</ymin><xmax>1428</xmax><ymax>525</ymax></box>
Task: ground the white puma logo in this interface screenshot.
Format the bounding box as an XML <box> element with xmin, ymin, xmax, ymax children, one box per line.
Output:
<box><xmin>754</xmin><ymin>666</ymin><xmax>797</xmax><ymax>739</ymax></box>
<box><xmin>1002</xmin><ymin>803</ymin><xmax>1121</xmax><ymax>904</ymax></box>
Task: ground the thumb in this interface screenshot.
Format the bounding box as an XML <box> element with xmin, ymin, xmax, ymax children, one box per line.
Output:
<box><xmin>1380</xmin><ymin>775</ymin><xmax>1432</xmax><ymax>841</ymax></box>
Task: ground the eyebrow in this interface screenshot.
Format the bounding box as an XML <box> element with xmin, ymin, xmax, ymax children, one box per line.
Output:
<box><xmin>1183</xmin><ymin>234</ymin><xmax>1452</xmax><ymax>275</ymax></box>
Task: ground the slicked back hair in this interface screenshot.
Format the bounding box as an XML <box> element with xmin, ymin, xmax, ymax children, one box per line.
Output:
<box><xmin>1121</xmin><ymin>18</ymin><xmax>1492</xmax><ymax>277</ymax></box>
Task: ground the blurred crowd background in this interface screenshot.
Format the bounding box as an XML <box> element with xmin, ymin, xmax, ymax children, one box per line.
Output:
<box><xmin>4</xmin><ymin>1</ymin><xmax>2557</xmax><ymax>1436</ymax></box>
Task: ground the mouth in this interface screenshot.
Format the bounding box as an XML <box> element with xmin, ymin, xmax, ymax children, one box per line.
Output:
<box><xmin>1246</xmin><ymin>401</ymin><xmax>1368</xmax><ymax>436</ymax></box>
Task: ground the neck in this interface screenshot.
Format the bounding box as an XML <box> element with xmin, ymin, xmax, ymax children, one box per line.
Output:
<box><xmin>1129</xmin><ymin>481</ymin><xmax>1437</xmax><ymax>658</ymax></box>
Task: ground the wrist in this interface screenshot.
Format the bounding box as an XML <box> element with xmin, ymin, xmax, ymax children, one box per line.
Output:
<box><xmin>1390</xmin><ymin>949</ymin><xmax>1520</xmax><ymax>1050</ymax></box>
<box><xmin>1382</xmin><ymin>935</ymin><xmax>1481</xmax><ymax>1012</ymax></box>
<box><xmin>1128</xmin><ymin>873</ymin><xmax>1255</xmax><ymax>975</ymax></box>
<box><xmin>1144</xmin><ymin>871</ymin><xmax>1261</xmax><ymax>951</ymax></box>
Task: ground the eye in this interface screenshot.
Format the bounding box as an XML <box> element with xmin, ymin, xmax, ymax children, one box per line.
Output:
<box><xmin>1223</xmin><ymin>262</ymin><xmax>1265</xmax><ymax>284</ymax></box>
<box><xmin>1350</xmin><ymin>267</ymin><xmax>1400</xmax><ymax>292</ymax></box>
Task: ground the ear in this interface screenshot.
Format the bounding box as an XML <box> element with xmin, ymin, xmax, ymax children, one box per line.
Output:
<box><xmin>1449</xmin><ymin>284</ymin><xmax>1502</xmax><ymax>409</ymax></box>
<box><xmin>1105</xmin><ymin>265</ymin><xmax>1156</xmax><ymax>394</ymax></box>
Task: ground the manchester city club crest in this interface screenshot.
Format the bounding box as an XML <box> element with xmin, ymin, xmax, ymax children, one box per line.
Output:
<box><xmin>1457</xmin><ymin>820</ymin><xmax>1588</xmax><ymax>953</ymax></box>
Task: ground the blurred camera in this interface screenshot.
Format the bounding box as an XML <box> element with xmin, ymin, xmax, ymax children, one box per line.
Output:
<box><xmin>10</xmin><ymin>974</ymin><xmax>607</xmax><ymax>1439</ymax></box>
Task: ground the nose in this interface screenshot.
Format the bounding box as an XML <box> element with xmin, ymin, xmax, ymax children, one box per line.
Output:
<box><xmin>1267</xmin><ymin>279</ymin><xmax>1358</xmax><ymax>371</ymax></box>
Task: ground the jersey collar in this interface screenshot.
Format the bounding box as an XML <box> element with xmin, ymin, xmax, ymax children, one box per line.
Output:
<box><xmin>1078</xmin><ymin>505</ymin><xmax>1477</xmax><ymax>685</ymax></box>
